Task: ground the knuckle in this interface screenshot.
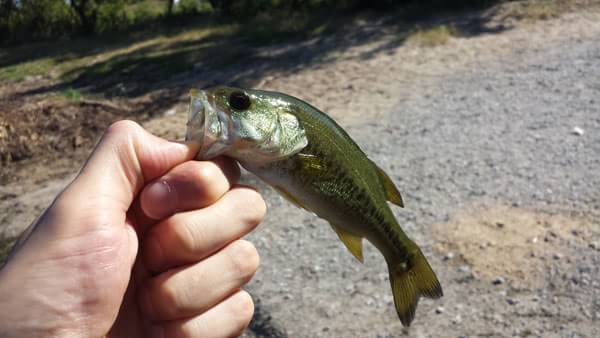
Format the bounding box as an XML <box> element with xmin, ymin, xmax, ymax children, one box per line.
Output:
<box><xmin>227</xmin><ymin>240</ymin><xmax>260</xmax><ymax>279</ymax></box>
<box><xmin>150</xmin><ymin>275</ymin><xmax>181</xmax><ymax>318</ymax></box>
<box><xmin>236</xmin><ymin>189</ymin><xmax>267</xmax><ymax>227</ymax></box>
<box><xmin>106</xmin><ymin>120</ymin><xmax>141</xmax><ymax>136</ymax></box>
<box><xmin>230</xmin><ymin>291</ymin><xmax>255</xmax><ymax>335</ymax></box>
<box><xmin>194</xmin><ymin>162</ymin><xmax>221</xmax><ymax>185</ymax></box>
<box><xmin>168</xmin><ymin>216</ymin><xmax>198</xmax><ymax>252</ymax></box>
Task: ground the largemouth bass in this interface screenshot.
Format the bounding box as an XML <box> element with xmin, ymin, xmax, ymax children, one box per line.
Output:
<box><xmin>185</xmin><ymin>86</ymin><xmax>443</xmax><ymax>326</ymax></box>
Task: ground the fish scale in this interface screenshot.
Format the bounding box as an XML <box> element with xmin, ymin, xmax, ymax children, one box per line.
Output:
<box><xmin>186</xmin><ymin>86</ymin><xmax>443</xmax><ymax>326</ymax></box>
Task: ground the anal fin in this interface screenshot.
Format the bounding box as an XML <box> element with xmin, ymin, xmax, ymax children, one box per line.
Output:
<box><xmin>331</xmin><ymin>224</ymin><xmax>364</xmax><ymax>263</ymax></box>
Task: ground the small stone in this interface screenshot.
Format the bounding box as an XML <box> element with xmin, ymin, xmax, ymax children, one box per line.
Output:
<box><xmin>73</xmin><ymin>135</ymin><xmax>84</xmax><ymax>147</ymax></box>
<box><xmin>164</xmin><ymin>108</ymin><xmax>176</xmax><ymax>116</ymax></box>
<box><xmin>458</xmin><ymin>265</ymin><xmax>471</xmax><ymax>273</ymax></box>
<box><xmin>435</xmin><ymin>306</ymin><xmax>444</xmax><ymax>314</ymax></box>
<box><xmin>452</xmin><ymin>315</ymin><xmax>462</xmax><ymax>324</ymax></box>
<box><xmin>493</xmin><ymin>314</ymin><xmax>504</xmax><ymax>323</ymax></box>
<box><xmin>507</xmin><ymin>298</ymin><xmax>518</xmax><ymax>305</ymax></box>
<box><xmin>553</xmin><ymin>253</ymin><xmax>563</xmax><ymax>260</ymax></box>
<box><xmin>443</xmin><ymin>252</ymin><xmax>455</xmax><ymax>261</ymax></box>
<box><xmin>492</xmin><ymin>276</ymin><xmax>505</xmax><ymax>285</ymax></box>
<box><xmin>589</xmin><ymin>241</ymin><xmax>599</xmax><ymax>250</ymax></box>
<box><xmin>572</xmin><ymin>126</ymin><xmax>584</xmax><ymax>136</ymax></box>
<box><xmin>495</xmin><ymin>222</ymin><xmax>505</xmax><ymax>228</ymax></box>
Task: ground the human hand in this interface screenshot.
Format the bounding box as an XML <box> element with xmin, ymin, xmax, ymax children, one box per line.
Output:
<box><xmin>0</xmin><ymin>121</ymin><xmax>265</xmax><ymax>338</ymax></box>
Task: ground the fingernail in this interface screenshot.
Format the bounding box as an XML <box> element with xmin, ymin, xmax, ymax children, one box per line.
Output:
<box><xmin>141</xmin><ymin>180</ymin><xmax>177</xmax><ymax>220</ymax></box>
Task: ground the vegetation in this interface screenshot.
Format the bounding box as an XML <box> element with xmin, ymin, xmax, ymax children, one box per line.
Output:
<box><xmin>0</xmin><ymin>0</ymin><xmax>502</xmax><ymax>43</ymax></box>
<box><xmin>406</xmin><ymin>25</ymin><xmax>458</xmax><ymax>47</ymax></box>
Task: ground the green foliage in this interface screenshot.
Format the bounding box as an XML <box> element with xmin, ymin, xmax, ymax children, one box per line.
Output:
<box><xmin>0</xmin><ymin>0</ymin><xmax>505</xmax><ymax>44</ymax></box>
<box><xmin>95</xmin><ymin>0</ymin><xmax>131</xmax><ymax>33</ymax></box>
<box><xmin>176</xmin><ymin>0</ymin><xmax>204</xmax><ymax>15</ymax></box>
<box><xmin>0</xmin><ymin>0</ymin><xmax>78</xmax><ymax>42</ymax></box>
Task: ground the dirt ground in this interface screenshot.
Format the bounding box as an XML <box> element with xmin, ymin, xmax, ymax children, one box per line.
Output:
<box><xmin>1</xmin><ymin>2</ymin><xmax>600</xmax><ymax>337</ymax></box>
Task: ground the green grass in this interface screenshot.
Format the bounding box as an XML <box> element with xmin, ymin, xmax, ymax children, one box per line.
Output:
<box><xmin>0</xmin><ymin>6</ymin><xmax>326</xmax><ymax>93</ymax></box>
<box><xmin>0</xmin><ymin>0</ymin><xmax>586</xmax><ymax>96</ymax></box>
<box><xmin>406</xmin><ymin>25</ymin><xmax>458</xmax><ymax>47</ymax></box>
<box><xmin>62</xmin><ymin>88</ymin><xmax>83</xmax><ymax>101</ymax></box>
<box><xmin>0</xmin><ymin>58</ymin><xmax>56</xmax><ymax>82</ymax></box>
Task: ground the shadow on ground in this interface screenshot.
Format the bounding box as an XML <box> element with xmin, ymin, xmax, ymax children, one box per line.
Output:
<box><xmin>8</xmin><ymin>2</ymin><xmax>511</xmax><ymax>115</ymax></box>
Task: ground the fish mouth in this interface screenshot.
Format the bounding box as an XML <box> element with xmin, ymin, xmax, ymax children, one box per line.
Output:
<box><xmin>185</xmin><ymin>89</ymin><xmax>232</xmax><ymax>160</ymax></box>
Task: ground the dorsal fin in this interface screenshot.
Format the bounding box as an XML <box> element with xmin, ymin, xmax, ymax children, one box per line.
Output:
<box><xmin>330</xmin><ymin>224</ymin><xmax>364</xmax><ymax>263</ymax></box>
<box><xmin>374</xmin><ymin>163</ymin><xmax>404</xmax><ymax>207</ymax></box>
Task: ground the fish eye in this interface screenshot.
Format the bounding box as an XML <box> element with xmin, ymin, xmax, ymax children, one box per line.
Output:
<box><xmin>228</xmin><ymin>91</ymin><xmax>251</xmax><ymax>111</ymax></box>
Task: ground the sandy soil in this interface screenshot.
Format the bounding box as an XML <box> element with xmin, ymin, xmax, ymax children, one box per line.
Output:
<box><xmin>1</xmin><ymin>3</ymin><xmax>599</xmax><ymax>337</ymax></box>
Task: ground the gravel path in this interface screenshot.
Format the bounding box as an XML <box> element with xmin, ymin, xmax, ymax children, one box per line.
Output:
<box><xmin>242</xmin><ymin>10</ymin><xmax>600</xmax><ymax>338</ymax></box>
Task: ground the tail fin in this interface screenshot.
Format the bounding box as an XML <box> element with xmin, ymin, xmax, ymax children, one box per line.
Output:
<box><xmin>387</xmin><ymin>248</ymin><xmax>443</xmax><ymax>326</ymax></box>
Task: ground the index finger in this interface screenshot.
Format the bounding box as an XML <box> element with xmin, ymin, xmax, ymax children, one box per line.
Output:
<box><xmin>134</xmin><ymin>156</ymin><xmax>240</xmax><ymax>227</ymax></box>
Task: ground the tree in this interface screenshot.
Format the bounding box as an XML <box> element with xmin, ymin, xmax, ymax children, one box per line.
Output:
<box><xmin>207</xmin><ymin>0</ymin><xmax>236</xmax><ymax>16</ymax></box>
<box><xmin>70</xmin><ymin>0</ymin><xmax>99</xmax><ymax>34</ymax></box>
<box><xmin>166</xmin><ymin>0</ymin><xmax>175</xmax><ymax>16</ymax></box>
<box><xmin>0</xmin><ymin>0</ymin><xmax>16</xmax><ymax>18</ymax></box>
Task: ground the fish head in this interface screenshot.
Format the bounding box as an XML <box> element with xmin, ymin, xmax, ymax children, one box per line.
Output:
<box><xmin>186</xmin><ymin>86</ymin><xmax>308</xmax><ymax>164</ymax></box>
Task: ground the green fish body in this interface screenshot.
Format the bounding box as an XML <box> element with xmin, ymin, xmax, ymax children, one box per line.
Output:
<box><xmin>185</xmin><ymin>86</ymin><xmax>442</xmax><ymax>326</ymax></box>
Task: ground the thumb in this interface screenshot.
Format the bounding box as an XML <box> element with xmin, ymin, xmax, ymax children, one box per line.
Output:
<box><xmin>10</xmin><ymin>120</ymin><xmax>198</xmax><ymax>259</ymax></box>
<box><xmin>68</xmin><ymin>120</ymin><xmax>199</xmax><ymax>213</ymax></box>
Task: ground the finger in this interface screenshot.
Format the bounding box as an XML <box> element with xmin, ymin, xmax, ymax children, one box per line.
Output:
<box><xmin>140</xmin><ymin>240</ymin><xmax>259</xmax><ymax>321</ymax></box>
<box><xmin>150</xmin><ymin>290</ymin><xmax>254</xmax><ymax>338</ymax></box>
<box><xmin>139</xmin><ymin>157</ymin><xmax>240</xmax><ymax>221</ymax></box>
<box><xmin>57</xmin><ymin>121</ymin><xmax>199</xmax><ymax>232</ymax></box>
<box><xmin>143</xmin><ymin>186</ymin><xmax>266</xmax><ymax>272</ymax></box>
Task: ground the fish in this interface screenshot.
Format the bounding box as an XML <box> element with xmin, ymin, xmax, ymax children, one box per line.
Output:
<box><xmin>185</xmin><ymin>86</ymin><xmax>443</xmax><ymax>326</ymax></box>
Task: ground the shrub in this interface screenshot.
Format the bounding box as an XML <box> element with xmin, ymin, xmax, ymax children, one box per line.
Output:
<box><xmin>95</xmin><ymin>0</ymin><xmax>131</xmax><ymax>34</ymax></box>
<box><xmin>0</xmin><ymin>0</ymin><xmax>78</xmax><ymax>42</ymax></box>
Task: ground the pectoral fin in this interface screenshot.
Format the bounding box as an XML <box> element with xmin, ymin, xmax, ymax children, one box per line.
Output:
<box><xmin>374</xmin><ymin>163</ymin><xmax>404</xmax><ymax>207</ymax></box>
<box><xmin>331</xmin><ymin>224</ymin><xmax>364</xmax><ymax>263</ymax></box>
<box><xmin>297</xmin><ymin>153</ymin><xmax>327</xmax><ymax>175</ymax></box>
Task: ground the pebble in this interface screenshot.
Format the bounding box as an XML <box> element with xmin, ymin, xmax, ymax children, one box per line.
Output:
<box><xmin>572</xmin><ymin>126</ymin><xmax>585</xmax><ymax>136</ymax></box>
<box><xmin>435</xmin><ymin>306</ymin><xmax>445</xmax><ymax>314</ymax></box>
<box><xmin>443</xmin><ymin>252</ymin><xmax>455</xmax><ymax>260</ymax></box>
<box><xmin>493</xmin><ymin>276</ymin><xmax>505</xmax><ymax>285</ymax></box>
<box><xmin>458</xmin><ymin>265</ymin><xmax>471</xmax><ymax>273</ymax></box>
<box><xmin>163</xmin><ymin>107</ymin><xmax>176</xmax><ymax>116</ymax></box>
<box><xmin>553</xmin><ymin>253</ymin><xmax>563</xmax><ymax>260</ymax></box>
